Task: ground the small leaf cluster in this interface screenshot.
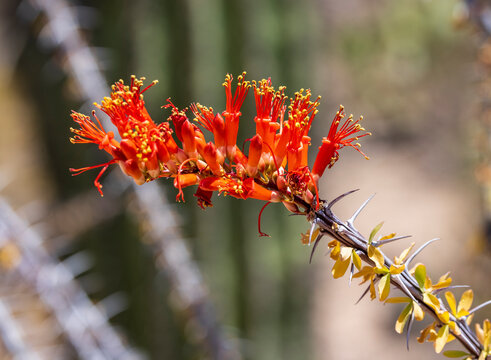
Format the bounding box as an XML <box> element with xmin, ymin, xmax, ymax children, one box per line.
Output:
<box><xmin>311</xmin><ymin>206</ymin><xmax>491</xmax><ymax>360</ymax></box>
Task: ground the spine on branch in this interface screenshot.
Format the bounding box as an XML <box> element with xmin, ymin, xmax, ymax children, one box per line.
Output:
<box><xmin>309</xmin><ymin>192</ymin><xmax>490</xmax><ymax>360</ymax></box>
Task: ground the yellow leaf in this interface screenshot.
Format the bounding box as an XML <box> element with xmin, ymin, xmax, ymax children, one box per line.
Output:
<box><xmin>385</xmin><ymin>297</ymin><xmax>411</xmax><ymax>304</ymax></box>
<box><xmin>435</xmin><ymin>324</ymin><xmax>450</xmax><ymax>353</ymax></box>
<box><xmin>394</xmin><ymin>242</ymin><xmax>415</xmax><ymax>264</ymax></box>
<box><xmin>445</xmin><ymin>291</ymin><xmax>457</xmax><ymax>316</ymax></box>
<box><xmin>301</xmin><ymin>227</ymin><xmax>320</xmax><ymax>244</ymax></box>
<box><xmin>367</xmin><ymin>245</ymin><xmax>385</xmax><ymax>268</ymax></box>
<box><xmin>418</xmin><ymin>323</ymin><xmax>436</xmax><ymax>343</ymax></box>
<box><xmin>330</xmin><ymin>241</ymin><xmax>341</xmax><ymax>260</ymax></box>
<box><xmin>395</xmin><ymin>303</ymin><xmax>412</xmax><ymax>334</ymax></box>
<box><xmin>437</xmin><ymin>311</ymin><xmax>450</xmax><ymax>324</ymax></box>
<box><xmin>352</xmin><ymin>266</ymin><xmax>374</xmax><ymax>283</ymax></box>
<box><xmin>332</xmin><ymin>256</ymin><xmax>351</xmax><ymax>279</ymax></box>
<box><xmin>352</xmin><ymin>250</ymin><xmax>362</xmax><ymax>270</ymax></box>
<box><xmin>413</xmin><ymin>302</ymin><xmax>425</xmax><ymax>321</ymax></box>
<box><xmin>374</xmin><ymin>267</ymin><xmax>389</xmax><ymax>275</ymax></box>
<box><xmin>369</xmin><ymin>279</ymin><xmax>376</xmax><ymax>300</ymax></box>
<box><xmin>428</xmin><ymin>328</ymin><xmax>439</xmax><ymax>342</ymax></box>
<box><xmin>478</xmin><ymin>319</ymin><xmax>491</xmax><ymax>348</ymax></box>
<box><xmin>433</xmin><ymin>272</ymin><xmax>452</xmax><ymax>290</ymax></box>
<box><xmin>457</xmin><ymin>290</ymin><xmax>473</xmax><ymax>316</ymax></box>
<box><xmin>378</xmin><ymin>274</ymin><xmax>391</xmax><ymax>301</ymax></box>
<box><xmin>379</xmin><ymin>232</ymin><xmax>396</xmax><ymax>242</ymax></box>
<box><xmin>475</xmin><ymin>322</ymin><xmax>484</xmax><ymax>345</ymax></box>
<box><xmin>423</xmin><ymin>293</ymin><xmax>441</xmax><ymax>312</ymax></box>
<box><xmin>389</xmin><ymin>264</ymin><xmax>405</xmax><ymax>275</ymax></box>
<box><xmin>339</xmin><ymin>246</ymin><xmax>352</xmax><ymax>261</ymax></box>
<box><xmin>425</xmin><ymin>276</ymin><xmax>432</xmax><ymax>289</ymax></box>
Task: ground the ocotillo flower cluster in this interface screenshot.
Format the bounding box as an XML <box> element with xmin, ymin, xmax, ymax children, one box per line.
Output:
<box><xmin>69</xmin><ymin>73</ymin><xmax>369</xmax><ymax>215</ymax></box>
<box><xmin>69</xmin><ymin>73</ymin><xmax>490</xmax><ymax>359</ymax></box>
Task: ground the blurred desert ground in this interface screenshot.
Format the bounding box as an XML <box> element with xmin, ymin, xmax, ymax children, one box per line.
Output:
<box><xmin>0</xmin><ymin>0</ymin><xmax>490</xmax><ymax>359</ymax></box>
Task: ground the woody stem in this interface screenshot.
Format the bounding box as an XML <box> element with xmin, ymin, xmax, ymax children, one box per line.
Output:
<box><xmin>313</xmin><ymin>203</ymin><xmax>483</xmax><ymax>358</ymax></box>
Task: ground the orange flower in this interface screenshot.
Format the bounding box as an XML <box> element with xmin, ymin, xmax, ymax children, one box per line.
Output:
<box><xmin>70</xmin><ymin>73</ymin><xmax>369</xmax><ymax>215</ymax></box>
<box><xmin>312</xmin><ymin>105</ymin><xmax>370</xmax><ymax>180</ymax></box>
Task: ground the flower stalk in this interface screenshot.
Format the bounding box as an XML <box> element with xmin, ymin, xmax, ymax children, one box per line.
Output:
<box><xmin>69</xmin><ymin>73</ymin><xmax>490</xmax><ymax>359</ymax></box>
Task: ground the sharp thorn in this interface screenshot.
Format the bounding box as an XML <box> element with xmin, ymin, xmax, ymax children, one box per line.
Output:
<box><xmin>405</xmin><ymin>238</ymin><xmax>440</xmax><ymax>267</ymax></box>
<box><xmin>469</xmin><ymin>299</ymin><xmax>491</xmax><ymax>315</ymax></box>
<box><xmin>356</xmin><ymin>284</ymin><xmax>371</xmax><ymax>304</ymax></box>
<box><xmin>433</xmin><ymin>285</ymin><xmax>470</xmax><ymax>295</ymax></box>
<box><xmin>309</xmin><ymin>234</ymin><xmax>324</xmax><ymax>264</ymax></box>
<box><xmin>327</xmin><ymin>189</ymin><xmax>359</xmax><ymax>210</ymax></box>
<box><xmin>373</xmin><ymin>235</ymin><xmax>412</xmax><ymax>247</ymax></box>
<box><xmin>308</xmin><ymin>220</ymin><xmax>318</xmax><ymax>245</ymax></box>
<box><xmin>324</xmin><ymin>247</ymin><xmax>332</xmax><ymax>257</ymax></box>
<box><xmin>349</xmin><ymin>263</ymin><xmax>354</xmax><ymax>287</ymax></box>
<box><xmin>406</xmin><ymin>311</ymin><xmax>415</xmax><ymax>351</ymax></box>
<box><xmin>347</xmin><ymin>193</ymin><xmax>375</xmax><ymax>227</ymax></box>
<box><xmin>395</xmin><ymin>274</ymin><xmax>417</xmax><ymax>302</ymax></box>
<box><xmin>356</xmin><ymin>280</ymin><xmax>378</xmax><ymax>304</ymax></box>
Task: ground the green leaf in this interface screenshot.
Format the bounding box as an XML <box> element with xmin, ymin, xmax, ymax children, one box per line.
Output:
<box><xmin>414</xmin><ymin>264</ymin><xmax>426</xmax><ymax>290</ymax></box>
<box><xmin>443</xmin><ymin>350</ymin><xmax>471</xmax><ymax>358</ymax></box>
<box><xmin>395</xmin><ymin>303</ymin><xmax>412</xmax><ymax>334</ymax></box>
<box><xmin>369</xmin><ymin>221</ymin><xmax>384</xmax><ymax>244</ymax></box>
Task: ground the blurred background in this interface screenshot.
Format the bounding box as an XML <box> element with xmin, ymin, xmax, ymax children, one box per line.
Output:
<box><xmin>0</xmin><ymin>0</ymin><xmax>490</xmax><ymax>359</ymax></box>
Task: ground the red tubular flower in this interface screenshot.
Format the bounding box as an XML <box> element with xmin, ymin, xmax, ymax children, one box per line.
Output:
<box><xmin>285</xmin><ymin>89</ymin><xmax>320</xmax><ymax>171</ymax></box>
<box><xmin>194</xmin><ymin>187</ymin><xmax>213</xmax><ymax>209</ymax></box>
<box><xmin>252</xmin><ymin>79</ymin><xmax>287</xmax><ymax>154</ymax></box>
<box><xmin>222</xmin><ymin>72</ymin><xmax>251</xmax><ymax>157</ymax></box>
<box><xmin>202</xmin><ymin>142</ymin><xmax>224</xmax><ymax>176</ymax></box>
<box><xmin>70</xmin><ymin>73</ymin><xmax>369</xmax><ymax>218</ymax></box>
<box><xmin>70</xmin><ymin>111</ymin><xmax>118</xmax><ymax>153</ymax></box>
<box><xmin>312</xmin><ymin>105</ymin><xmax>370</xmax><ymax>180</ymax></box>
<box><xmin>246</xmin><ymin>134</ymin><xmax>263</xmax><ymax>176</ymax></box>
<box><xmin>199</xmin><ymin>176</ymin><xmax>279</xmax><ymax>202</ymax></box>
<box><xmin>181</xmin><ymin>120</ymin><xmax>199</xmax><ymax>157</ymax></box>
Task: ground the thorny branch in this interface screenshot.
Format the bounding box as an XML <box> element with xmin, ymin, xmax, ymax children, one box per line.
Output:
<box><xmin>311</xmin><ymin>191</ymin><xmax>489</xmax><ymax>359</ymax></box>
